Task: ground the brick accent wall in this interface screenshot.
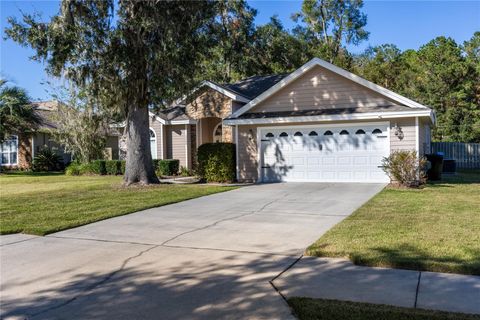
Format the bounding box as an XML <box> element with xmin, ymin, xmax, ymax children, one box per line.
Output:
<box><xmin>186</xmin><ymin>88</ymin><xmax>232</xmax><ymax>120</ymax></box>
<box><xmin>222</xmin><ymin>125</ymin><xmax>233</xmax><ymax>143</ymax></box>
<box><xmin>18</xmin><ymin>134</ymin><xmax>32</xmax><ymax>169</ymax></box>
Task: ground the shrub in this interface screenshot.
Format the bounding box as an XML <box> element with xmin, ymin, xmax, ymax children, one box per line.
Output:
<box><xmin>382</xmin><ymin>150</ymin><xmax>427</xmax><ymax>187</ymax></box>
<box><xmin>106</xmin><ymin>160</ymin><xmax>122</xmax><ymax>175</ymax></box>
<box><xmin>65</xmin><ymin>162</ymin><xmax>93</xmax><ymax>176</ymax></box>
<box><xmin>179</xmin><ymin>166</ymin><xmax>194</xmax><ymax>177</ymax></box>
<box><xmin>32</xmin><ymin>147</ymin><xmax>63</xmax><ymax>172</ymax></box>
<box><xmin>155</xmin><ymin>159</ymin><xmax>180</xmax><ymax>176</ymax></box>
<box><xmin>152</xmin><ymin>159</ymin><xmax>162</xmax><ymax>170</ymax></box>
<box><xmin>90</xmin><ymin>160</ymin><xmax>106</xmax><ymax>175</ymax></box>
<box><xmin>197</xmin><ymin>143</ymin><xmax>235</xmax><ymax>183</ymax></box>
<box><xmin>120</xmin><ymin>160</ymin><xmax>126</xmax><ymax>175</ymax></box>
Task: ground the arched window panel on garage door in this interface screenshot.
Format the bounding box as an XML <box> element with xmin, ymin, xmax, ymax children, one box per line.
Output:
<box><xmin>339</xmin><ymin>130</ymin><xmax>349</xmax><ymax>135</ymax></box>
<box><xmin>308</xmin><ymin>131</ymin><xmax>318</xmax><ymax>136</ymax></box>
<box><xmin>279</xmin><ymin>132</ymin><xmax>289</xmax><ymax>137</ymax></box>
<box><xmin>372</xmin><ymin>128</ymin><xmax>383</xmax><ymax>135</ymax></box>
<box><xmin>265</xmin><ymin>132</ymin><xmax>274</xmax><ymax>138</ymax></box>
<box><xmin>355</xmin><ymin>129</ymin><xmax>366</xmax><ymax>135</ymax></box>
<box><xmin>294</xmin><ymin>131</ymin><xmax>303</xmax><ymax>136</ymax></box>
<box><xmin>324</xmin><ymin>130</ymin><xmax>333</xmax><ymax>136</ymax></box>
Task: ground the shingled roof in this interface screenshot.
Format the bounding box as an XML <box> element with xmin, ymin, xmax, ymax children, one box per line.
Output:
<box><xmin>220</xmin><ymin>74</ymin><xmax>289</xmax><ymax>100</ymax></box>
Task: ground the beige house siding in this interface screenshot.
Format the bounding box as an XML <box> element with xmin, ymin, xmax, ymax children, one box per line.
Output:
<box><xmin>167</xmin><ymin>125</ymin><xmax>187</xmax><ymax>169</ymax></box>
<box><xmin>236</xmin><ymin>118</ymin><xmax>422</xmax><ymax>182</ymax></box>
<box><xmin>390</xmin><ymin>118</ymin><xmax>417</xmax><ymax>152</ymax></box>
<box><xmin>250</xmin><ymin>65</ymin><xmax>400</xmax><ymax>113</ymax></box>
<box><xmin>237</xmin><ymin>125</ymin><xmax>259</xmax><ymax>182</ymax></box>
<box><xmin>33</xmin><ymin>132</ymin><xmax>71</xmax><ymax>164</ymax></box>
<box><xmin>418</xmin><ymin>119</ymin><xmax>431</xmax><ymax>156</ymax></box>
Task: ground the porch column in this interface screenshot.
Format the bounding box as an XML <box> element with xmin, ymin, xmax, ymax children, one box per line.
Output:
<box><xmin>185</xmin><ymin>124</ymin><xmax>191</xmax><ymax>170</ymax></box>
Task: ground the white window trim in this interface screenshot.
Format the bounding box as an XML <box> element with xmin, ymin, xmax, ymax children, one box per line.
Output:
<box><xmin>415</xmin><ymin>117</ymin><xmax>420</xmax><ymax>155</ymax></box>
<box><xmin>0</xmin><ymin>135</ymin><xmax>19</xmax><ymax>166</ymax></box>
<box><xmin>149</xmin><ymin>128</ymin><xmax>157</xmax><ymax>159</ymax></box>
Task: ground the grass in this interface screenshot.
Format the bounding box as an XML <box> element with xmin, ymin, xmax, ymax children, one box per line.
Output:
<box><xmin>288</xmin><ymin>297</ymin><xmax>480</xmax><ymax>320</ymax></box>
<box><xmin>0</xmin><ymin>172</ymin><xmax>237</xmax><ymax>235</ymax></box>
<box><xmin>307</xmin><ymin>170</ymin><xmax>480</xmax><ymax>275</ymax></box>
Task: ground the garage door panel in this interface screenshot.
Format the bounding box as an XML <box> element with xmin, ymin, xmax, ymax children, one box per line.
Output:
<box><xmin>337</xmin><ymin>157</ymin><xmax>351</xmax><ymax>165</ymax></box>
<box><xmin>261</xmin><ymin>124</ymin><xmax>390</xmax><ymax>183</ymax></box>
<box><xmin>354</xmin><ymin>156</ymin><xmax>368</xmax><ymax>165</ymax></box>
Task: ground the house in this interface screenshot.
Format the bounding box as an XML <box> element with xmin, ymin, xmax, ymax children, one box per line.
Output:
<box><xmin>0</xmin><ymin>101</ymin><xmax>120</xmax><ymax>169</ymax></box>
<box><xmin>143</xmin><ymin>57</ymin><xmax>434</xmax><ymax>183</ymax></box>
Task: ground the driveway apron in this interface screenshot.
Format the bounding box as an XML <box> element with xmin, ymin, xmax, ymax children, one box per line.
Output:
<box><xmin>1</xmin><ymin>183</ymin><xmax>384</xmax><ymax>319</ymax></box>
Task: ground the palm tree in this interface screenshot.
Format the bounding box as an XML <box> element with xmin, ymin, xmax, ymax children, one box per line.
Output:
<box><xmin>0</xmin><ymin>80</ymin><xmax>41</xmax><ymax>142</ymax></box>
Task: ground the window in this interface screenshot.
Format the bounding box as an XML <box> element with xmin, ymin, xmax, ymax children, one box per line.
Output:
<box><xmin>265</xmin><ymin>132</ymin><xmax>274</xmax><ymax>138</ymax></box>
<box><xmin>213</xmin><ymin>123</ymin><xmax>222</xmax><ymax>143</ymax></box>
<box><xmin>0</xmin><ymin>135</ymin><xmax>18</xmax><ymax>166</ymax></box>
<box><xmin>324</xmin><ymin>130</ymin><xmax>333</xmax><ymax>135</ymax></box>
<box><xmin>279</xmin><ymin>132</ymin><xmax>288</xmax><ymax>137</ymax></box>
<box><xmin>308</xmin><ymin>131</ymin><xmax>318</xmax><ymax>136</ymax></box>
<box><xmin>149</xmin><ymin>129</ymin><xmax>157</xmax><ymax>159</ymax></box>
<box><xmin>372</xmin><ymin>128</ymin><xmax>383</xmax><ymax>134</ymax></box>
<box><xmin>339</xmin><ymin>130</ymin><xmax>349</xmax><ymax>135</ymax></box>
<box><xmin>294</xmin><ymin>131</ymin><xmax>303</xmax><ymax>136</ymax></box>
<box><xmin>355</xmin><ymin>129</ymin><xmax>366</xmax><ymax>135</ymax></box>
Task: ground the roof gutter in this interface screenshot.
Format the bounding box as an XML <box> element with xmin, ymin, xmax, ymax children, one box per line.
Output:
<box><xmin>224</xmin><ymin>109</ymin><xmax>435</xmax><ymax>126</ymax></box>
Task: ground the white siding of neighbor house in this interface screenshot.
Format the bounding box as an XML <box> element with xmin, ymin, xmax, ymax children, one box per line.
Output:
<box><xmin>250</xmin><ymin>65</ymin><xmax>400</xmax><ymax>113</ymax></box>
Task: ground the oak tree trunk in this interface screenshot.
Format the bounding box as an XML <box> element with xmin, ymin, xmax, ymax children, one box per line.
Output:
<box><xmin>123</xmin><ymin>103</ymin><xmax>159</xmax><ymax>186</ymax></box>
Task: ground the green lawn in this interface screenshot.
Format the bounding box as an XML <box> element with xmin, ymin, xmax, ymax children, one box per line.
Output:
<box><xmin>288</xmin><ymin>297</ymin><xmax>480</xmax><ymax>320</ymax></box>
<box><xmin>307</xmin><ymin>170</ymin><xmax>480</xmax><ymax>275</ymax></box>
<box><xmin>0</xmin><ymin>172</ymin><xmax>236</xmax><ymax>235</ymax></box>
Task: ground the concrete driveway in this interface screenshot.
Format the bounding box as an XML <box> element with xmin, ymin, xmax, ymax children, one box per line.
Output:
<box><xmin>1</xmin><ymin>183</ymin><xmax>384</xmax><ymax>320</ymax></box>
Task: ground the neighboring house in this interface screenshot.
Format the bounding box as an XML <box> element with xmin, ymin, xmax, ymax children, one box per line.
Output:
<box><xmin>139</xmin><ymin>57</ymin><xmax>434</xmax><ymax>183</ymax></box>
<box><xmin>0</xmin><ymin>101</ymin><xmax>120</xmax><ymax>169</ymax></box>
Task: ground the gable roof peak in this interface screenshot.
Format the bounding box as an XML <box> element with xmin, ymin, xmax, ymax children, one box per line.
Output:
<box><xmin>230</xmin><ymin>57</ymin><xmax>430</xmax><ymax>119</ymax></box>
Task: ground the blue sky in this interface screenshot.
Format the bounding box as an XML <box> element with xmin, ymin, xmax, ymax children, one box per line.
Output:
<box><xmin>1</xmin><ymin>0</ymin><xmax>479</xmax><ymax>101</ymax></box>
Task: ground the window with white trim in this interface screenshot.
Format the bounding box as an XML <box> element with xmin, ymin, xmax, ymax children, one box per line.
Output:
<box><xmin>149</xmin><ymin>129</ymin><xmax>157</xmax><ymax>159</ymax></box>
<box><xmin>0</xmin><ymin>135</ymin><xmax>18</xmax><ymax>166</ymax></box>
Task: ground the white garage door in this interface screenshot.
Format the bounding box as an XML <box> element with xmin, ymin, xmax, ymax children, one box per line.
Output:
<box><xmin>260</xmin><ymin>123</ymin><xmax>390</xmax><ymax>183</ymax></box>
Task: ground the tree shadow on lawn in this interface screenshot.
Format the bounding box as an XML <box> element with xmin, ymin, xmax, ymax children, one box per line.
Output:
<box><xmin>349</xmin><ymin>244</ymin><xmax>480</xmax><ymax>275</ymax></box>
<box><xmin>428</xmin><ymin>170</ymin><xmax>480</xmax><ymax>187</ymax></box>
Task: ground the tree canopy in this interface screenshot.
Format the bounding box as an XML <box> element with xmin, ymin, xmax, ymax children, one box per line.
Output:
<box><xmin>0</xmin><ymin>80</ymin><xmax>41</xmax><ymax>142</ymax></box>
<box><xmin>6</xmin><ymin>0</ymin><xmax>218</xmax><ymax>184</ymax></box>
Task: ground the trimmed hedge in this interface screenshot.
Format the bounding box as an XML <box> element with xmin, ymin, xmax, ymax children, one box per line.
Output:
<box><xmin>65</xmin><ymin>162</ymin><xmax>94</xmax><ymax>176</ymax></box>
<box><xmin>106</xmin><ymin>160</ymin><xmax>122</xmax><ymax>175</ymax></box>
<box><xmin>155</xmin><ymin>159</ymin><xmax>180</xmax><ymax>176</ymax></box>
<box><xmin>90</xmin><ymin>160</ymin><xmax>107</xmax><ymax>175</ymax></box>
<box><xmin>197</xmin><ymin>143</ymin><xmax>235</xmax><ymax>183</ymax></box>
<box><xmin>66</xmin><ymin>160</ymin><xmax>126</xmax><ymax>176</ymax></box>
<box><xmin>65</xmin><ymin>159</ymin><xmax>179</xmax><ymax>177</ymax></box>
